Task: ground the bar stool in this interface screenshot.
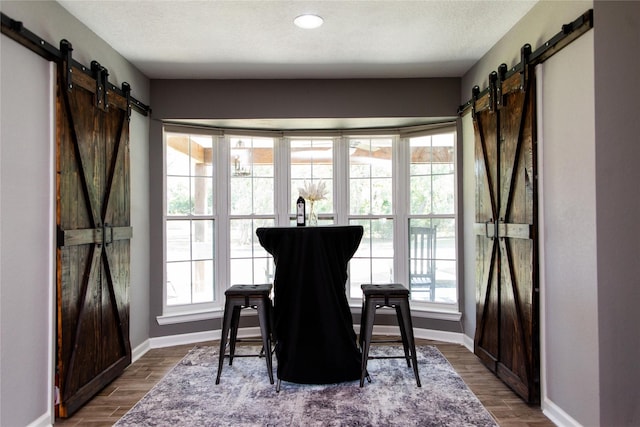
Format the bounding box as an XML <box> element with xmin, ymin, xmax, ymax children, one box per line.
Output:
<box><xmin>215</xmin><ymin>284</ymin><xmax>274</xmax><ymax>385</ymax></box>
<box><xmin>359</xmin><ymin>283</ymin><xmax>421</xmax><ymax>387</ymax></box>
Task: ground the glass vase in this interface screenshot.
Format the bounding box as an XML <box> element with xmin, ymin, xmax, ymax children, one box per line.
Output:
<box><xmin>308</xmin><ymin>201</ymin><xmax>318</xmax><ymax>226</ymax></box>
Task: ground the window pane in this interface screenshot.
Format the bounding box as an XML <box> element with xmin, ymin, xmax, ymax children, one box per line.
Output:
<box><xmin>290</xmin><ymin>138</ymin><xmax>334</xmax><ymax>214</ymax></box>
<box><xmin>166</xmin><ymin>135</ymin><xmax>191</xmax><ymax>175</ymax></box>
<box><xmin>230</xmin><ymin>137</ymin><xmax>274</xmax><ymax>215</ymax></box>
<box><xmin>166</xmin><ymin>261</ymin><xmax>191</xmax><ymax>306</ymax></box>
<box><xmin>350</xmin><ymin>164</ymin><xmax>370</xmax><ymax>178</ymax></box>
<box><xmin>432</xmin><ymin>173</ymin><xmax>455</xmax><ymax>214</ymax></box>
<box><xmin>192</xmin><ymin>260</ymin><xmax>214</xmax><ymax>303</ymax></box>
<box><xmin>349</xmin><ymin>218</ymin><xmax>394</xmax><ymax>297</ymax></box>
<box><xmin>254</xmin><ymin>177</ymin><xmax>274</xmax><ymax>215</ymax></box>
<box><xmin>254</xmin><ymin>257</ymin><xmax>275</xmax><ymax>284</ymax></box>
<box><xmin>166</xmin><ymin>131</ymin><xmax>215</xmax><ymax>216</ymax></box>
<box><xmin>350</xmin><ymin>178</ymin><xmax>371</xmax><ymax>215</ymax></box>
<box><xmin>191</xmin><ymin>220</ymin><xmax>213</xmax><ymax>260</ymax></box>
<box><xmin>230</xmin><ymin>177</ymin><xmax>252</xmax><ymax>215</ymax></box>
<box><xmin>230</xmin><ymin>258</ymin><xmax>254</xmax><ymax>285</ymax></box>
<box><xmin>371</xmin><ymin>178</ymin><xmax>393</xmax><ymax>215</ymax></box>
<box><xmin>410</xmin><ymin>132</ymin><xmax>455</xmax><ymax>215</ymax></box>
<box><xmin>409</xmin><ymin>217</ymin><xmax>456</xmax><ymax>303</ymax></box>
<box><xmin>166</xmin><ymin>218</ymin><xmax>215</xmax><ymax>306</ymax></box>
<box><xmin>166</xmin><ymin>177</ymin><xmax>191</xmax><ymax>215</ymax></box>
<box><xmin>410</xmin><ymin>175</ymin><xmax>432</xmax><ymax>215</ymax></box>
<box><xmin>230</xmin><ymin>218</ymin><xmax>255</xmax><ymax>258</ymax></box>
<box><xmin>349</xmin><ymin>258</ymin><xmax>369</xmax><ymax>299</ymax></box>
<box><xmin>433</xmin><ymin>260</ymin><xmax>457</xmax><ymax>303</ymax></box>
<box><xmin>191</xmin><ymin>136</ymin><xmax>214</xmax><ymax>176</ymax></box>
<box><xmin>166</xmin><ymin>176</ymin><xmax>214</xmax><ymax>216</ymax></box>
<box><xmin>192</xmin><ymin>177</ymin><xmax>213</xmax><ymax>215</ymax></box>
<box><xmin>431</xmin><ymin>218</ymin><xmax>456</xmax><ymax>261</ymax></box>
<box><xmin>166</xmin><ymin>220</ymin><xmax>190</xmax><ymax>261</ymax></box>
<box><xmin>349</xmin><ymin>137</ymin><xmax>392</xmax><ymax>215</ymax></box>
<box><xmin>312</xmin><ymin>164</ymin><xmax>333</xmax><ymax>179</ymax></box>
<box><xmin>230</xmin><ymin>217</ymin><xmax>275</xmax><ymax>284</ymax></box>
<box><xmin>372</xmin><ymin>259</ymin><xmax>394</xmax><ymax>283</ymax></box>
<box><xmin>252</xmin><ymin>219</ymin><xmax>274</xmax><ymax>257</ymax></box>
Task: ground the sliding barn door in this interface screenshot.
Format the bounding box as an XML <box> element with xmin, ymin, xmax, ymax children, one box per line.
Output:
<box><xmin>56</xmin><ymin>60</ymin><xmax>132</xmax><ymax>417</ymax></box>
<box><xmin>473</xmin><ymin>64</ymin><xmax>539</xmax><ymax>403</ymax></box>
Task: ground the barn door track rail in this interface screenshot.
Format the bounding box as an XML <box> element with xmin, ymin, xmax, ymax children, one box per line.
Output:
<box><xmin>1</xmin><ymin>12</ymin><xmax>151</xmax><ymax>116</ymax></box>
<box><xmin>459</xmin><ymin>9</ymin><xmax>593</xmax><ymax>116</ymax></box>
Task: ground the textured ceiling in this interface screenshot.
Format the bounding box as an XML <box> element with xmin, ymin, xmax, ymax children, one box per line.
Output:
<box><xmin>57</xmin><ymin>0</ymin><xmax>538</xmax><ymax>80</ymax></box>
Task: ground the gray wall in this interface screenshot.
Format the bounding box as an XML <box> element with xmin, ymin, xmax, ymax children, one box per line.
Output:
<box><xmin>593</xmin><ymin>2</ymin><xmax>640</xmax><ymax>425</ymax></box>
<box><xmin>148</xmin><ymin>78</ymin><xmax>461</xmax><ymax>338</ymax></box>
<box><xmin>0</xmin><ymin>1</ymin><xmax>150</xmax><ymax>425</ymax></box>
<box><xmin>541</xmin><ymin>30</ymin><xmax>599</xmax><ymax>424</ymax></box>
<box><xmin>0</xmin><ymin>35</ymin><xmax>53</xmax><ymax>427</ymax></box>
<box><xmin>461</xmin><ymin>1</ymin><xmax>640</xmax><ymax>425</ymax></box>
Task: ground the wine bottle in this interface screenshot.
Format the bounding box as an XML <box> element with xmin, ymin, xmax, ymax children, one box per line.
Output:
<box><xmin>296</xmin><ymin>196</ymin><xmax>306</xmax><ymax>226</ymax></box>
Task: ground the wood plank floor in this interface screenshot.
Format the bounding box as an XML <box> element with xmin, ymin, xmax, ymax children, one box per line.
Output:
<box><xmin>55</xmin><ymin>339</ymin><xmax>554</xmax><ymax>427</ymax></box>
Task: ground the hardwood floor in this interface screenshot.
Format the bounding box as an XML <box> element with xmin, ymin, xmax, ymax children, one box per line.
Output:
<box><xmin>54</xmin><ymin>339</ymin><xmax>554</xmax><ymax>427</ymax></box>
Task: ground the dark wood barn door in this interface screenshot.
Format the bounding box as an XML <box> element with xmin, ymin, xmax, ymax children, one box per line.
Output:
<box><xmin>473</xmin><ymin>65</ymin><xmax>539</xmax><ymax>403</ymax></box>
<box><xmin>56</xmin><ymin>61</ymin><xmax>132</xmax><ymax>417</ymax></box>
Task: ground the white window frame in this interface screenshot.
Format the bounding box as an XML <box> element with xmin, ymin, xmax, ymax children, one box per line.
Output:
<box><xmin>158</xmin><ymin>123</ymin><xmax>460</xmax><ymax>325</ymax></box>
<box><xmin>226</xmin><ymin>133</ymin><xmax>278</xmax><ymax>286</ymax></box>
<box><xmin>158</xmin><ymin>126</ymin><xmax>224</xmax><ymax>325</ymax></box>
<box><xmin>345</xmin><ymin>134</ymin><xmax>398</xmax><ymax>299</ymax></box>
<box><xmin>400</xmin><ymin>127</ymin><xmax>459</xmax><ymax>313</ymax></box>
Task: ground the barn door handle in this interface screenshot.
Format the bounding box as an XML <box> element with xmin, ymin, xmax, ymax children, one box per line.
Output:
<box><xmin>485</xmin><ymin>219</ymin><xmax>495</xmax><ymax>239</ymax></box>
<box><xmin>103</xmin><ymin>223</ymin><xmax>113</xmax><ymax>246</ymax></box>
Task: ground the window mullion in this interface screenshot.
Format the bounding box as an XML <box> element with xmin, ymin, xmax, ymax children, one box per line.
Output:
<box><xmin>216</xmin><ymin>135</ymin><xmax>230</xmax><ymax>298</ymax></box>
<box><xmin>275</xmin><ymin>136</ymin><xmax>290</xmax><ymax>226</ymax></box>
<box><xmin>394</xmin><ymin>135</ymin><xmax>409</xmax><ymax>286</ymax></box>
<box><xmin>335</xmin><ymin>136</ymin><xmax>348</xmax><ymax>225</ymax></box>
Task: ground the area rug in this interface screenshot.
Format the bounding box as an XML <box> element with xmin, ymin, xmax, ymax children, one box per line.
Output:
<box><xmin>115</xmin><ymin>345</ymin><xmax>497</xmax><ymax>427</ymax></box>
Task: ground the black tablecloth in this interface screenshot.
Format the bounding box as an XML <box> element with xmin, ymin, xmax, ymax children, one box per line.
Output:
<box><xmin>256</xmin><ymin>226</ymin><xmax>363</xmax><ymax>384</ymax></box>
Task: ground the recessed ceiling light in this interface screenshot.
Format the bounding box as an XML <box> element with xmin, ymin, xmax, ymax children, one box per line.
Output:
<box><xmin>294</xmin><ymin>14</ymin><xmax>324</xmax><ymax>29</ymax></box>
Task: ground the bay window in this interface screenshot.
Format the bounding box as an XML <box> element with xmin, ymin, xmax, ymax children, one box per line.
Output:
<box><xmin>162</xmin><ymin>124</ymin><xmax>458</xmax><ymax>321</ymax></box>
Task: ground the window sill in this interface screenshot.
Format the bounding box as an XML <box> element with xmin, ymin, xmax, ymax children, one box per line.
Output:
<box><xmin>411</xmin><ymin>307</ymin><xmax>462</xmax><ymax>322</ymax></box>
<box><xmin>156</xmin><ymin>307</ymin><xmax>223</xmax><ymax>325</ymax></box>
<box><xmin>349</xmin><ymin>302</ymin><xmax>461</xmax><ymax>322</ymax></box>
<box><xmin>157</xmin><ymin>304</ymin><xmax>461</xmax><ymax>326</ymax></box>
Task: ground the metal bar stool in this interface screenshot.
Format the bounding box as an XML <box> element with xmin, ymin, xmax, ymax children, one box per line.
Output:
<box><xmin>215</xmin><ymin>284</ymin><xmax>274</xmax><ymax>385</ymax></box>
<box><xmin>359</xmin><ymin>283</ymin><xmax>421</xmax><ymax>387</ymax></box>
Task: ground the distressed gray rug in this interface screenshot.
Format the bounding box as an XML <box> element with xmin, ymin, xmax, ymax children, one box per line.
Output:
<box><xmin>115</xmin><ymin>345</ymin><xmax>497</xmax><ymax>427</ymax></box>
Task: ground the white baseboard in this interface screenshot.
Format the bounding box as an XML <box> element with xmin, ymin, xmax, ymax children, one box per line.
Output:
<box><xmin>543</xmin><ymin>397</ymin><xmax>583</xmax><ymax>427</ymax></box>
<box><xmin>413</xmin><ymin>327</ymin><xmax>465</xmax><ymax>345</ymax></box>
<box><xmin>132</xmin><ymin>326</ymin><xmax>469</xmax><ymax>361</ymax></box>
<box><xmin>26</xmin><ymin>412</ymin><xmax>52</xmax><ymax>427</ymax></box>
<box><xmin>462</xmin><ymin>333</ymin><xmax>474</xmax><ymax>352</ymax></box>
<box><xmin>131</xmin><ymin>339</ymin><xmax>151</xmax><ymax>363</ymax></box>
<box><xmin>358</xmin><ymin>324</ymin><xmax>466</xmax><ymax>346</ymax></box>
<box><xmin>149</xmin><ymin>329</ymin><xmax>222</xmax><ymax>349</ymax></box>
